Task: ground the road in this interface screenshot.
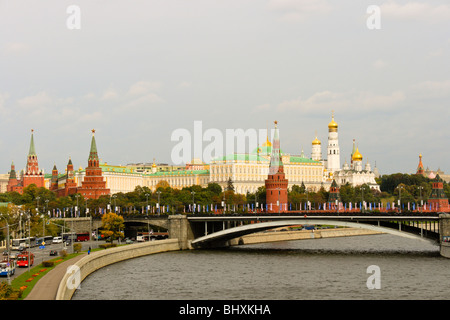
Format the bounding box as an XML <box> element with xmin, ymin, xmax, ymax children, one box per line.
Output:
<box><xmin>1</xmin><ymin>239</ymin><xmax>106</xmax><ymax>282</ymax></box>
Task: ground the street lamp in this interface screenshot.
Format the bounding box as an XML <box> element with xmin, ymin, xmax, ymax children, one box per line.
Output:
<box><xmin>145</xmin><ymin>193</ymin><xmax>150</xmax><ymax>214</ymax></box>
<box><xmin>418</xmin><ymin>186</ymin><xmax>424</xmax><ymax>213</ymax></box>
<box><xmin>36</xmin><ymin>196</ymin><xmax>40</xmax><ymax>214</ymax></box>
<box><xmin>191</xmin><ymin>191</ymin><xmax>196</xmax><ymax>214</ymax></box>
<box><xmin>397</xmin><ymin>185</ymin><xmax>404</xmax><ymax>213</ymax></box>
<box><xmin>156</xmin><ymin>191</ymin><xmax>161</xmax><ymax>215</ymax></box>
<box><xmin>276</xmin><ymin>187</ymin><xmax>281</xmax><ymax>213</ymax></box>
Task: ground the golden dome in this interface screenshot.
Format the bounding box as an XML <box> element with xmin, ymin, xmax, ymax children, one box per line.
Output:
<box><xmin>262</xmin><ymin>137</ymin><xmax>272</xmax><ymax>147</ymax></box>
<box><xmin>312</xmin><ymin>136</ymin><xmax>321</xmax><ymax>145</ymax></box>
<box><xmin>328</xmin><ymin>117</ymin><xmax>338</xmax><ymax>130</ymax></box>
<box><xmin>352</xmin><ymin>147</ymin><xmax>363</xmax><ymax>162</ymax></box>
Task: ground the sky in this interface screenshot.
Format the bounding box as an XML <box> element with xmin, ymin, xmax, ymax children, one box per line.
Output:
<box><xmin>1</xmin><ymin>0</ymin><xmax>449</xmax><ymax>176</ymax></box>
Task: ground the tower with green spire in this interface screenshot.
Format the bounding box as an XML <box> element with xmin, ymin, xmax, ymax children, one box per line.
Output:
<box><xmin>265</xmin><ymin>121</ymin><xmax>288</xmax><ymax>213</ymax></box>
<box><xmin>78</xmin><ymin>129</ymin><xmax>110</xmax><ymax>199</ymax></box>
<box><xmin>22</xmin><ymin>129</ymin><xmax>45</xmax><ymax>189</ymax></box>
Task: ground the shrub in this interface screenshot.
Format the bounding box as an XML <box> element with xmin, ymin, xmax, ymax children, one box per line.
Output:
<box><xmin>42</xmin><ymin>261</ymin><xmax>54</xmax><ymax>267</ymax></box>
<box><xmin>0</xmin><ymin>282</ymin><xmax>22</xmax><ymax>300</ymax></box>
<box><xmin>73</xmin><ymin>243</ymin><xmax>82</xmax><ymax>253</ymax></box>
<box><xmin>99</xmin><ymin>243</ymin><xmax>117</xmax><ymax>249</ymax></box>
<box><xmin>60</xmin><ymin>250</ymin><xmax>68</xmax><ymax>257</ymax></box>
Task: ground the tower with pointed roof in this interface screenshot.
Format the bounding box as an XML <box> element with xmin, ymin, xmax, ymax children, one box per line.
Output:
<box><xmin>428</xmin><ymin>174</ymin><xmax>449</xmax><ymax>211</ymax></box>
<box><xmin>327</xmin><ymin>111</ymin><xmax>340</xmax><ymax>177</ymax></box>
<box><xmin>416</xmin><ymin>154</ymin><xmax>425</xmax><ymax>175</ymax></box>
<box><xmin>6</xmin><ymin>161</ymin><xmax>21</xmax><ymax>193</ymax></box>
<box><xmin>77</xmin><ymin>130</ymin><xmax>110</xmax><ymax>199</ymax></box>
<box><xmin>265</xmin><ymin>121</ymin><xmax>288</xmax><ymax>213</ymax></box>
<box><xmin>21</xmin><ymin>129</ymin><xmax>45</xmax><ymax>190</ymax></box>
<box><xmin>311</xmin><ymin>132</ymin><xmax>322</xmax><ymax>161</ymax></box>
<box><xmin>328</xmin><ymin>179</ymin><xmax>341</xmax><ymax>208</ymax></box>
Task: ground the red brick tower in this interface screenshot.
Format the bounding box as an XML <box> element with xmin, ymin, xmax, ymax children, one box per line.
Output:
<box><xmin>50</xmin><ymin>165</ymin><xmax>59</xmax><ymax>191</ymax></box>
<box><xmin>64</xmin><ymin>157</ymin><xmax>78</xmax><ymax>196</ymax></box>
<box><xmin>21</xmin><ymin>129</ymin><xmax>45</xmax><ymax>189</ymax></box>
<box><xmin>77</xmin><ymin>130</ymin><xmax>110</xmax><ymax>199</ymax></box>
<box><xmin>265</xmin><ymin>121</ymin><xmax>288</xmax><ymax>213</ymax></box>
<box><xmin>416</xmin><ymin>154</ymin><xmax>424</xmax><ymax>175</ymax></box>
<box><xmin>428</xmin><ymin>174</ymin><xmax>449</xmax><ymax>211</ymax></box>
<box><xmin>7</xmin><ymin>161</ymin><xmax>21</xmax><ymax>193</ymax></box>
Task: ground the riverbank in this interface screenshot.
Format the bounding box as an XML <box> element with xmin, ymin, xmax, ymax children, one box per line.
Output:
<box><xmin>229</xmin><ymin>227</ymin><xmax>384</xmax><ymax>246</ymax></box>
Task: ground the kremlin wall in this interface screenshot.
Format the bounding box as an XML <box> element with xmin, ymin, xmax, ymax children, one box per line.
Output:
<box><xmin>1</xmin><ymin>114</ymin><xmax>449</xmax><ymax>203</ymax></box>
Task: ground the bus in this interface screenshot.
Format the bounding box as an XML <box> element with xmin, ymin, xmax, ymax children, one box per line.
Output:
<box><xmin>35</xmin><ymin>236</ymin><xmax>54</xmax><ymax>247</ymax></box>
<box><xmin>11</xmin><ymin>238</ymin><xmax>27</xmax><ymax>250</ymax></box>
<box><xmin>17</xmin><ymin>252</ymin><xmax>34</xmax><ymax>268</ymax></box>
<box><xmin>11</xmin><ymin>237</ymin><xmax>37</xmax><ymax>250</ymax></box>
<box><xmin>76</xmin><ymin>233</ymin><xmax>90</xmax><ymax>242</ymax></box>
<box><xmin>62</xmin><ymin>232</ymin><xmax>76</xmax><ymax>242</ymax></box>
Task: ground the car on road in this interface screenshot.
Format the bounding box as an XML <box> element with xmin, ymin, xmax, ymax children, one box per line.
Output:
<box><xmin>49</xmin><ymin>250</ymin><xmax>58</xmax><ymax>256</ymax></box>
<box><xmin>53</xmin><ymin>237</ymin><xmax>63</xmax><ymax>244</ymax></box>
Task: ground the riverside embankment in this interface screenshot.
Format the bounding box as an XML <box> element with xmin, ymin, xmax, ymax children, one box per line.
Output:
<box><xmin>229</xmin><ymin>227</ymin><xmax>383</xmax><ymax>245</ymax></box>
<box><xmin>39</xmin><ymin>227</ymin><xmax>381</xmax><ymax>300</ymax></box>
<box><xmin>55</xmin><ymin>239</ymin><xmax>180</xmax><ymax>300</ymax></box>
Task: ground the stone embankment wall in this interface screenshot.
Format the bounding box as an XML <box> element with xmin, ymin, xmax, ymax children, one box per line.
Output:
<box><xmin>56</xmin><ymin>239</ymin><xmax>180</xmax><ymax>300</ymax></box>
<box><xmin>229</xmin><ymin>227</ymin><xmax>384</xmax><ymax>246</ymax></box>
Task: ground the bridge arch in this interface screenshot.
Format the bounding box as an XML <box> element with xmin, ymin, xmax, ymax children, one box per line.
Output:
<box><xmin>191</xmin><ymin>219</ymin><xmax>438</xmax><ymax>248</ymax></box>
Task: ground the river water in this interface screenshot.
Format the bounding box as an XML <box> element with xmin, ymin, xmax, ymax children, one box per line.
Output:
<box><xmin>72</xmin><ymin>234</ymin><xmax>450</xmax><ymax>300</ymax></box>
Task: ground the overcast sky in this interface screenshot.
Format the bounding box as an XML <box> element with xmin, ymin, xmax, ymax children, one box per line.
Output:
<box><xmin>1</xmin><ymin>0</ymin><xmax>449</xmax><ymax>176</ymax></box>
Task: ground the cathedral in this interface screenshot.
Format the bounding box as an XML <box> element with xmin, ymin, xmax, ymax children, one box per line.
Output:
<box><xmin>320</xmin><ymin>113</ymin><xmax>380</xmax><ymax>191</ymax></box>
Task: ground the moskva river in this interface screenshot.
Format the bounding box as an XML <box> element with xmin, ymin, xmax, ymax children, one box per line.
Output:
<box><xmin>72</xmin><ymin>234</ymin><xmax>450</xmax><ymax>300</ymax></box>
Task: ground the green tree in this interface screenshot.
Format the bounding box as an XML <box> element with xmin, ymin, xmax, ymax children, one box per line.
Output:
<box><xmin>100</xmin><ymin>212</ymin><xmax>125</xmax><ymax>243</ymax></box>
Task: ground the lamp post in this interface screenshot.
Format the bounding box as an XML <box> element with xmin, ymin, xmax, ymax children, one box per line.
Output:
<box><xmin>191</xmin><ymin>191</ymin><xmax>195</xmax><ymax>214</ymax></box>
<box><xmin>36</xmin><ymin>196</ymin><xmax>40</xmax><ymax>214</ymax></box>
<box><xmin>222</xmin><ymin>192</ymin><xmax>226</xmax><ymax>214</ymax></box>
<box><xmin>361</xmin><ymin>186</ymin><xmax>365</xmax><ymax>213</ymax></box>
<box><xmin>156</xmin><ymin>191</ymin><xmax>161</xmax><ymax>215</ymax></box>
<box><xmin>276</xmin><ymin>187</ymin><xmax>281</xmax><ymax>213</ymax></box>
<box><xmin>418</xmin><ymin>186</ymin><xmax>424</xmax><ymax>213</ymax></box>
<box><xmin>145</xmin><ymin>193</ymin><xmax>149</xmax><ymax>215</ymax></box>
<box><xmin>397</xmin><ymin>185</ymin><xmax>404</xmax><ymax>213</ymax></box>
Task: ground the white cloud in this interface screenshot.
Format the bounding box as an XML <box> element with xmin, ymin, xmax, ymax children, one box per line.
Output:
<box><xmin>276</xmin><ymin>90</ymin><xmax>405</xmax><ymax>114</ymax></box>
<box><xmin>119</xmin><ymin>93</ymin><xmax>165</xmax><ymax>112</ymax></box>
<box><xmin>101</xmin><ymin>89</ymin><xmax>119</xmax><ymax>101</ymax></box>
<box><xmin>411</xmin><ymin>80</ymin><xmax>450</xmax><ymax>99</ymax></box>
<box><xmin>373</xmin><ymin>59</ymin><xmax>387</xmax><ymax>69</ymax></box>
<box><xmin>380</xmin><ymin>1</ymin><xmax>450</xmax><ymax>22</ymax></box>
<box><xmin>252</xmin><ymin>103</ymin><xmax>271</xmax><ymax>113</ymax></box>
<box><xmin>3</xmin><ymin>42</ymin><xmax>30</xmax><ymax>55</ymax></box>
<box><xmin>267</xmin><ymin>0</ymin><xmax>332</xmax><ymax>22</ymax></box>
<box><xmin>127</xmin><ymin>81</ymin><xmax>162</xmax><ymax>95</ymax></box>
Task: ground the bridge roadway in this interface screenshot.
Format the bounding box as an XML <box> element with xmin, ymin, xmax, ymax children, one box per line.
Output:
<box><xmin>53</xmin><ymin>211</ymin><xmax>450</xmax><ymax>257</ymax></box>
<box><xmin>185</xmin><ymin>212</ymin><xmax>441</xmax><ymax>247</ymax></box>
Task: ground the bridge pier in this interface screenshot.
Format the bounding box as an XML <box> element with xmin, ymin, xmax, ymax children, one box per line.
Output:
<box><xmin>168</xmin><ymin>215</ymin><xmax>194</xmax><ymax>250</ymax></box>
<box><xmin>439</xmin><ymin>214</ymin><xmax>450</xmax><ymax>258</ymax></box>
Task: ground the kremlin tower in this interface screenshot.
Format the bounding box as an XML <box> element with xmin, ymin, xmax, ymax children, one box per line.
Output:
<box><xmin>7</xmin><ymin>130</ymin><xmax>45</xmax><ymax>193</ymax></box>
<box><xmin>77</xmin><ymin>129</ymin><xmax>110</xmax><ymax>199</ymax></box>
<box><xmin>265</xmin><ymin>121</ymin><xmax>288</xmax><ymax>213</ymax></box>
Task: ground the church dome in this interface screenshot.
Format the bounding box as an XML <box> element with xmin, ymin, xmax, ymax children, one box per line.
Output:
<box><xmin>312</xmin><ymin>136</ymin><xmax>321</xmax><ymax>145</ymax></box>
<box><xmin>352</xmin><ymin>148</ymin><xmax>363</xmax><ymax>162</ymax></box>
<box><xmin>328</xmin><ymin>117</ymin><xmax>338</xmax><ymax>130</ymax></box>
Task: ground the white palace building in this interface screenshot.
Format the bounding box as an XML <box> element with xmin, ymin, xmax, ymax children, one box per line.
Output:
<box><xmin>39</xmin><ymin>113</ymin><xmax>380</xmax><ymax>195</ymax></box>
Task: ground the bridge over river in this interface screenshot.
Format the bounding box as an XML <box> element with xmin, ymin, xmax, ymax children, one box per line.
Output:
<box><xmin>61</xmin><ymin>211</ymin><xmax>450</xmax><ymax>258</ymax></box>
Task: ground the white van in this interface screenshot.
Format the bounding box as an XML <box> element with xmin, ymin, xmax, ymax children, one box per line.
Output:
<box><xmin>53</xmin><ymin>237</ymin><xmax>63</xmax><ymax>244</ymax></box>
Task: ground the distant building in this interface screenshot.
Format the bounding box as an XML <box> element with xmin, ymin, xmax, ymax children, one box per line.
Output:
<box><xmin>415</xmin><ymin>154</ymin><xmax>450</xmax><ymax>183</ymax></box>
